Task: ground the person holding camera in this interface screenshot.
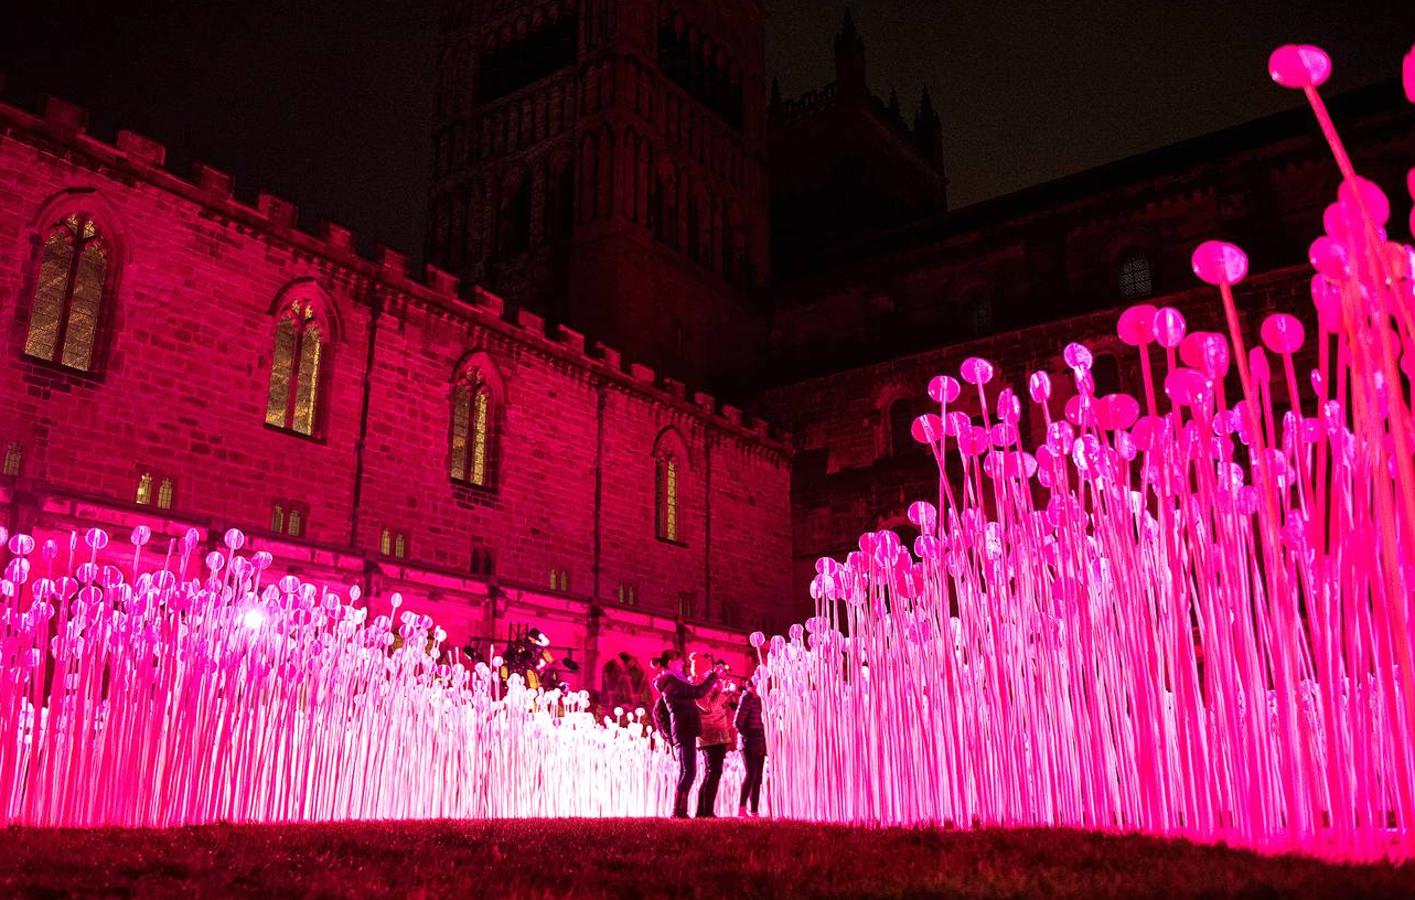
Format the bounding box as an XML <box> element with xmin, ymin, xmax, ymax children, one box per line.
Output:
<box><xmin>692</xmin><ymin>653</ymin><xmax>736</xmax><ymax>818</ymax></box>
<box><xmin>651</xmin><ymin>648</ymin><xmax>720</xmax><ymax>819</ymax></box>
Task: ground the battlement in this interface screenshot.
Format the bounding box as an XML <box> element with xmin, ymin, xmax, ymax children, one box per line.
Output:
<box><xmin>0</xmin><ymin>82</ymin><xmax>791</xmax><ymax>454</ymax></box>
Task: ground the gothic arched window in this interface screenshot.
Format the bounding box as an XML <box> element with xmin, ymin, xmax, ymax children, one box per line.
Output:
<box><xmin>451</xmin><ymin>363</ymin><xmax>498</xmax><ymax>488</ymax></box>
<box><xmin>652</xmin><ymin>429</ymin><xmax>689</xmax><ymax>545</ymax></box>
<box><xmin>264</xmin><ymin>296</ymin><xmax>326</xmax><ymax>436</ymax></box>
<box><xmin>25</xmin><ymin>212</ymin><xmax>110</xmax><ymax>372</ymax></box>
<box><xmin>1118</xmin><ymin>253</ymin><xmax>1153</xmax><ymax>298</ymax></box>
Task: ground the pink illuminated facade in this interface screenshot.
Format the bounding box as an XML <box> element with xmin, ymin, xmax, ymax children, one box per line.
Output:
<box><xmin>0</xmin><ymin>92</ymin><xmax>790</xmax><ymax>700</ymax></box>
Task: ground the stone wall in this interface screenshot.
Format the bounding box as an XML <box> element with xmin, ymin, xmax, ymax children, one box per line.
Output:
<box><xmin>0</xmin><ymin>91</ymin><xmax>791</xmax><ymax>706</ymax></box>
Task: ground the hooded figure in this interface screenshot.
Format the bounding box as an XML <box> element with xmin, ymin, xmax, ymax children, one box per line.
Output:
<box><xmin>651</xmin><ymin>649</ymin><xmax>719</xmax><ymax>818</ymax></box>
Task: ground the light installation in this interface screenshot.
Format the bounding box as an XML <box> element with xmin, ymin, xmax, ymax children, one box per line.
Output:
<box><xmin>0</xmin><ymin>43</ymin><xmax>1411</xmax><ymax>862</ymax></box>
<box><xmin>0</xmin><ymin>525</ymin><xmax>743</xmax><ymax>825</ymax></box>
<box><xmin>753</xmin><ymin>44</ymin><xmax>1415</xmax><ymax>861</ymax></box>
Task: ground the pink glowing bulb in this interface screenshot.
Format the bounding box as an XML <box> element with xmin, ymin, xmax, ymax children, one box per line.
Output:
<box><xmin>1153</xmin><ymin>307</ymin><xmax>1186</xmax><ymax>349</ymax></box>
<box><xmin>1063</xmin><ymin>342</ymin><xmax>1093</xmax><ymax>372</ymax></box>
<box><xmin>1338</xmin><ymin>176</ymin><xmax>1390</xmax><ymax>228</ymax></box>
<box><xmin>907</xmin><ymin>500</ymin><xmax>938</xmax><ymax>535</ymax></box>
<box><xmin>1268</xmin><ymin>44</ymin><xmax>1331</xmax><ymax>89</ymax></box>
<box><xmin>912</xmin><ymin>413</ymin><xmax>944</xmax><ymax>444</ymax></box>
<box><xmin>242</xmin><ymin>608</ymin><xmax>266</xmax><ymax>630</ymax></box>
<box><xmin>1260</xmin><ymin>313</ymin><xmax>1305</xmax><ymax>355</ymax></box>
<box><xmin>929</xmin><ymin>374</ymin><xmax>961</xmax><ymax>403</ymax></box>
<box><xmin>1399</xmin><ymin>45</ymin><xmax>1415</xmax><ymax>102</ymax></box>
<box><xmin>1117</xmin><ymin>304</ymin><xmax>1157</xmax><ymax>346</ymax></box>
<box><xmin>960</xmin><ymin>357</ymin><xmax>994</xmax><ymax>386</ymax></box>
<box><xmin>1179</xmin><ymin>332</ymin><xmax>1231</xmax><ymax>380</ymax></box>
<box><xmin>1309</xmin><ymin>236</ymin><xmax>1351</xmax><ymax>281</ymax></box>
<box><xmin>1028</xmin><ymin>371</ymin><xmax>1052</xmax><ymax>402</ymax></box>
<box><xmin>1191</xmin><ymin>241</ymin><xmax>1248</xmax><ymax>286</ymax></box>
<box><xmin>1162</xmin><ymin>368</ymin><xmax>1209</xmax><ymax>409</ymax></box>
<box><xmin>1097</xmin><ymin>394</ymin><xmax>1140</xmax><ymax>430</ymax></box>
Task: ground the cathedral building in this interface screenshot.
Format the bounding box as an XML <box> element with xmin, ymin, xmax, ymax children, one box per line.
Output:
<box><xmin>1</xmin><ymin>6</ymin><xmax>1412</xmax><ymax>711</ymax></box>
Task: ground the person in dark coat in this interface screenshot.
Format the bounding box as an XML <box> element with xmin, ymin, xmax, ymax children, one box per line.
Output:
<box><xmin>652</xmin><ymin>693</ymin><xmax>672</xmax><ymax>742</ymax></box>
<box><xmin>735</xmin><ymin>671</ymin><xmax>768</xmax><ymax>817</ymax></box>
<box><xmin>651</xmin><ymin>648</ymin><xmax>719</xmax><ymax>818</ymax></box>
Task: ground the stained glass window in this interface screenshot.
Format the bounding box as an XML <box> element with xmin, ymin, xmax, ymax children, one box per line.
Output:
<box><xmin>656</xmin><ymin>456</ymin><xmax>680</xmax><ymax>542</ymax></box>
<box><xmin>394</xmin><ymin>533</ymin><xmax>407</xmax><ymax>559</ymax></box>
<box><xmin>451</xmin><ymin>369</ymin><xmax>494</xmax><ymax>487</ymax></box>
<box><xmin>288</xmin><ymin>507</ymin><xmax>303</xmax><ymax>537</ymax></box>
<box><xmin>135</xmin><ymin>472</ymin><xmax>152</xmax><ymax>505</ymax></box>
<box><xmin>25</xmin><ymin>213</ymin><xmax>108</xmax><ymax>372</ymax></box>
<box><xmin>380</xmin><ymin>528</ymin><xmax>392</xmax><ymax>556</ymax></box>
<box><xmin>156</xmin><ymin>478</ymin><xmax>174</xmax><ymax>510</ymax></box>
<box><xmin>265</xmin><ymin>299</ymin><xmax>324</xmax><ymax>436</ymax></box>
<box><xmin>3</xmin><ymin>443</ymin><xmax>20</xmax><ymax>477</ymax></box>
<box><xmin>272</xmin><ymin>504</ymin><xmax>285</xmax><ymax>533</ymax></box>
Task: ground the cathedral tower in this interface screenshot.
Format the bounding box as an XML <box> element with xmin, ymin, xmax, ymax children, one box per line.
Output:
<box><xmin>430</xmin><ymin>0</ymin><xmax>770</xmax><ymax>388</ymax></box>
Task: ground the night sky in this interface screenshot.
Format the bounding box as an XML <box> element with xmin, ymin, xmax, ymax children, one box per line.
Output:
<box><xmin>3</xmin><ymin>2</ymin><xmax>1410</xmax><ymax>261</ymax></box>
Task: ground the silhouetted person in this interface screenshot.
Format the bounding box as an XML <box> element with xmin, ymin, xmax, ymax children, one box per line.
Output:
<box><xmin>735</xmin><ymin>672</ymin><xmax>767</xmax><ymax>817</ymax></box>
<box><xmin>651</xmin><ymin>649</ymin><xmax>718</xmax><ymax>818</ymax></box>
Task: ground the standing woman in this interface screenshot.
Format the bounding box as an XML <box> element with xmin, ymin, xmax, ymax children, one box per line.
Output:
<box><xmin>735</xmin><ymin>670</ymin><xmax>767</xmax><ymax>817</ymax></box>
<box><xmin>693</xmin><ymin>653</ymin><xmax>734</xmax><ymax>818</ymax></box>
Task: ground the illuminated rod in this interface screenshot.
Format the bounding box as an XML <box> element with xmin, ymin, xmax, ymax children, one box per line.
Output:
<box><xmin>753</xmin><ymin>43</ymin><xmax>1415</xmax><ymax>861</ymax></box>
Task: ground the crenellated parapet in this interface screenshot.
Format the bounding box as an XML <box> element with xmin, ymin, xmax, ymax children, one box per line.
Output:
<box><xmin>0</xmin><ymin>83</ymin><xmax>791</xmax><ymax>457</ymax></box>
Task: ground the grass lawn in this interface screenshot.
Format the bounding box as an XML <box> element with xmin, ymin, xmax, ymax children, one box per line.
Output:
<box><xmin>3</xmin><ymin>819</ymin><xmax>1413</xmax><ymax>898</ymax></box>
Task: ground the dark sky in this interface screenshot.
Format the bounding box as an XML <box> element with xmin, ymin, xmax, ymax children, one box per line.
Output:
<box><xmin>3</xmin><ymin>2</ymin><xmax>1410</xmax><ymax>260</ymax></box>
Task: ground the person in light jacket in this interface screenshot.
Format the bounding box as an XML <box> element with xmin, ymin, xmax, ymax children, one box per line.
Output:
<box><xmin>734</xmin><ymin>671</ymin><xmax>767</xmax><ymax>817</ymax></box>
<box><xmin>651</xmin><ymin>649</ymin><xmax>719</xmax><ymax>818</ymax></box>
<box><xmin>692</xmin><ymin>653</ymin><xmax>736</xmax><ymax>818</ymax></box>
